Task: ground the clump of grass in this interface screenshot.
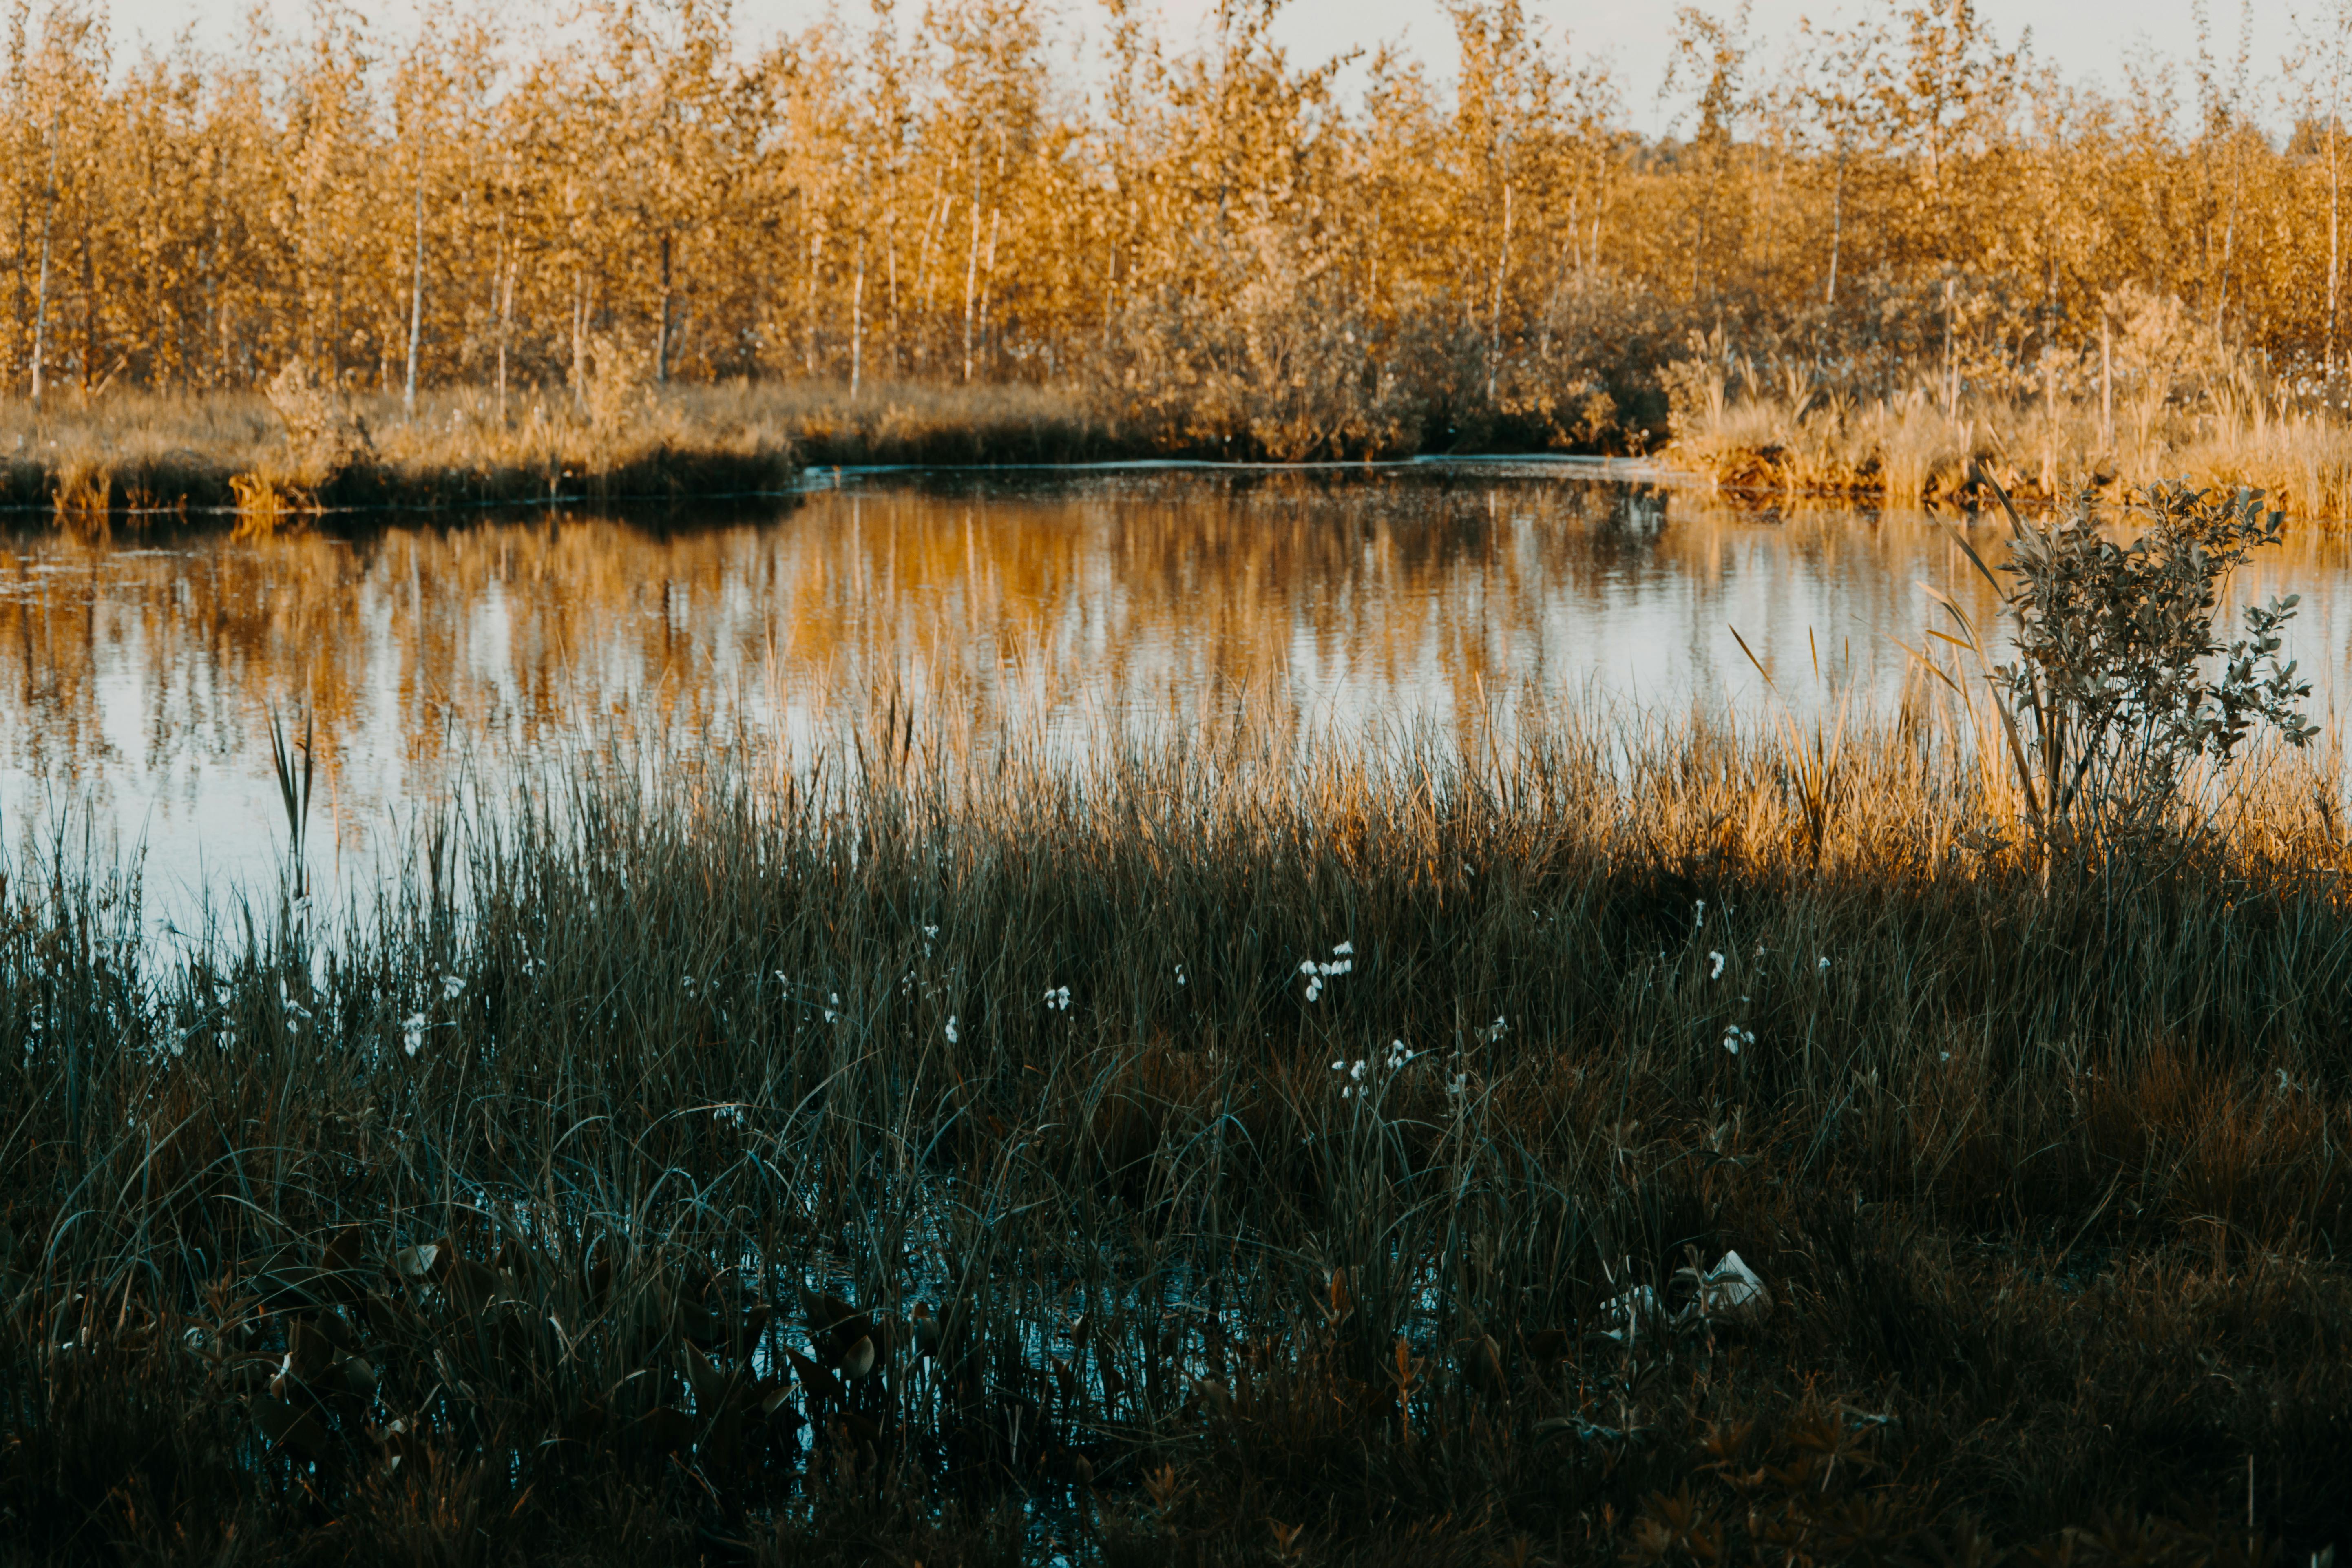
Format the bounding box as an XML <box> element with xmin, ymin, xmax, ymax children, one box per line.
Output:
<box><xmin>1669</xmin><ymin>370</ymin><xmax>2352</xmax><ymax>523</ymax></box>
<box><xmin>2</xmin><ymin>703</ymin><xmax>2351</xmax><ymax>1563</ymax></box>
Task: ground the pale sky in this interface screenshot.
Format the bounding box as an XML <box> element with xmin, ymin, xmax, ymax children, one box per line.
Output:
<box><xmin>98</xmin><ymin>0</ymin><xmax>2303</xmax><ymax>134</ymax></box>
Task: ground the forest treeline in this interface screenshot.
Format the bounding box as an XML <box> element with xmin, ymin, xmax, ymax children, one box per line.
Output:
<box><xmin>1</xmin><ymin>0</ymin><xmax>2346</xmax><ymax>468</ymax></box>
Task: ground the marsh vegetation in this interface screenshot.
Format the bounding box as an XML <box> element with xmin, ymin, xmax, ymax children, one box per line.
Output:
<box><xmin>5</xmin><ymin>484</ymin><xmax>2352</xmax><ymax>1564</ymax></box>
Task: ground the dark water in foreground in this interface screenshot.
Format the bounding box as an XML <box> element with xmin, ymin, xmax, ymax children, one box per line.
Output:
<box><xmin>7</xmin><ymin>461</ymin><xmax>2352</xmax><ymax>925</ymax></box>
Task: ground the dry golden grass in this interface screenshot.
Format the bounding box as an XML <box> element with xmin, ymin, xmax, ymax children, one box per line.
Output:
<box><xmin>0</xmin><ymin>379</ymin><xmax>1163</xmax><ymax>527</ymax></box>
<box><xmin>1670</xmin><ymin>383</ymin><xmax>2352</xmax><ymax>523</ymax></box>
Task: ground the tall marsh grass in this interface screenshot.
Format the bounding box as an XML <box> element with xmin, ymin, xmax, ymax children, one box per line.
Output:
<box><xmin>4</xmin><ymin>701</ymin><xmax>2351</xmax><ymax>1563</ymax></box>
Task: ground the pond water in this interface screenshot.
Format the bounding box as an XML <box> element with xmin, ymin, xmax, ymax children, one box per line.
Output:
<box><xmin>7</xmin><ymin>460</ymin><xmax>2352</xmax><ymax>929</ymax></box>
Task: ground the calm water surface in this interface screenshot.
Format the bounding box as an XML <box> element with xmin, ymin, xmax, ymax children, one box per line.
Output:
<box><xmin>9</xmin><ymin>462</ymin><xmax>2352</xmax><ymax>925</ymax></box>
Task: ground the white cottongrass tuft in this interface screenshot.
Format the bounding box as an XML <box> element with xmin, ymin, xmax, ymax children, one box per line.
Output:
<box><xmin>1709</xmin><ymin>951</ymin><xmax>1726</xmax><ymax>980</ymax></box>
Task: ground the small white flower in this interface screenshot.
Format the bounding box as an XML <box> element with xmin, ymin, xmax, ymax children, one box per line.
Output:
<box><xmin>1332</xmin><ymin>941</ymin><xmax>1354</xmax><ymax>957</ymax></box>
<box><xmin>1722</xmin><ymin>1024</ymin><xmax>1754</xmax><ymax>1055</ymax></box>
<box><xmin>1304</xmin><ymin>978</ymin><xmax>1322</xmax><ymax>1002</ymax></box>
<box><xmin>1175</xmin><ymin>965</ymin><xmax>1187</xmax><ymax>986</ymax></box>
<box><xmin>1384</xmin><ymin>1039</ymin><xmax>1413</xmax><ymax>1070</ymax></box>
<box><xmin>945</xmin><ymin>1015</ymin><xmax>959</xmax><ymax>1044</ymax></box>
<box><xmin>1709</xmin><ymin>951</ymin><xmax>1726</xmax><ymax>980</ymax></box>
<box><xmin>1817</xmin><ymin>955</ymin><xmax>1831</xmax><ymax>973</ymax></box>
<box><xmin>1299</xmin><ymin>960</ymin><xmax>1319</xmax><ymax>977</ymax></box>
<box><xmin>924</xmin><ymin>925</ymin><xmax>939</xmax><ymax>939</ymax></box>
<box><xmin>440</xmin><ymin>973</ymin><xmax>465</xmax><ymax>1000</ymax></box>
<box><xmin>824</xmin><ymin>993</ymin><xmax>841</xmax><ymax>1024</ymax></box>
<box><xmin>1350</xmin><ymin>1060</ymin><xmax>1367</xmax><ymax>1081</ymax></box>
<box><xmin>401</xmin><ymin>1013</ymin><xmax>427</xmax><ymax>1056</ymax></box>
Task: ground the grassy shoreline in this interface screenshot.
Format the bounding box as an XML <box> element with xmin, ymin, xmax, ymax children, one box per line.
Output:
<box><xmin>1667</xmin><ymin>384</ymin><xmax>2352</xmax><ymax>522</ymax></box>
<box><xmin>0</xmin><ymin>381</ymin><xmax>1189</xmax><ymax>530</ymax></box>
<box><xmin>23</xmin><ymin>375</ymin><xmax>2352</xmax><ymax>537</ymax></box>
<box><xmin>4</xmin><ymin>707</ymin><xmax>2351</xmax><ymax>1564</ymax></box>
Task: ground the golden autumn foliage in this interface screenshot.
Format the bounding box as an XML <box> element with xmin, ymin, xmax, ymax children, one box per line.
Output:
<box><xmin>0</xmin><ymin>0</ymin><xmax>2351</xmax><ymax>491</ymax></box>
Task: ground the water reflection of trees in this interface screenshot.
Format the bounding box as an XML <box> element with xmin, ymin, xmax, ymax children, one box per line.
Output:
<box><xmin>7</xmin><ymin>477</ymin><xmax>2352</xmax><ymax>815</ymax></box>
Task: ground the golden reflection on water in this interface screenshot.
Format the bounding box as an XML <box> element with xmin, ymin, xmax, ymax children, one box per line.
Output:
<box><xmin>7</xmin><ymin>467</ymin><xmax>2352</xmax><ymax>915</ymax></box>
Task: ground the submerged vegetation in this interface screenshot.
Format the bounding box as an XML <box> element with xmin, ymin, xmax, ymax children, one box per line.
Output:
<box><xmin>6</xmin><ymin>489</ymin><xmax>2352</xmax><ymax>1559</ymax></box>
<box><xmin>0</xmin><ymin>0</ymin><xmax>2347</xmax><ymax>509</ymax></box>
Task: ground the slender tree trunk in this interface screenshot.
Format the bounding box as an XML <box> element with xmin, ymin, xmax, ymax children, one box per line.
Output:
<box><xmin>1488</xmin><ymin>181</ymin><xmax>1512</xmax><ymax>403</ymax></box>
<box><xmin>2101</xmin><ymin>309</ymin><xmax>2114</xmax><ymax>451</ymax></box>
<box><xmin>78</xmin><ymin>216</ymin><xmax>93</xmax><ymax>391</ymax></box>
<box><xmin>2042</xmin><ymin>347</ymin><xmax>2058</xmax><ymax>495</ymax></box>
<box><xmin>495</xmin><ymin>214</ymin><xmax>511</xmax><ymax>422</ymax></box>
<box><xmin>31</xmin><ymin>114</ymin><xmax>59</xmax><ymax>413</ymax></box>
<box><xmin>1826</xmin><ymin>145</ymin><xmax>1844</xmax><ymax>306</ymax></box>
<box><xmin>656</xmin><ymin>233</ymin><xmax>672</xmax><ymax>384</ymax></box>
<box><xmin>404</xmin><ymin>172</ymin><xmax>424</xmax><ymax>416</ymax></box>
<box><xmin>1943</xmin><ymin>275</ymin><xmax>1958</xmax><ymax>420</ymax></box>
<box><xmin>962</xmin><ymin>155</ymin><xmax>982</xmax><ymax>383</ymax></box>
<box><xmin>977</xmin><ymin>204</ymin><xmax>1000</xmax><ymax>375</ymax></box>
<box><xmin>2331</xmin><ymin>106</ymin><xmax>2343</xmax><ymax>399</ymax></box>
<box><xmin>571</xmin><ymin>269</ymin><xmax>588</xmax><ymax>411</ymax></box>
<box><xmin>805</xmin><ymin>230</ymin><xmax>822</xmax><ymax>376</ymax></box>
<box><xmin>851</xmin><ymin>234</ymin><xmax>866</xmax><ymax>398</ymax></box>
